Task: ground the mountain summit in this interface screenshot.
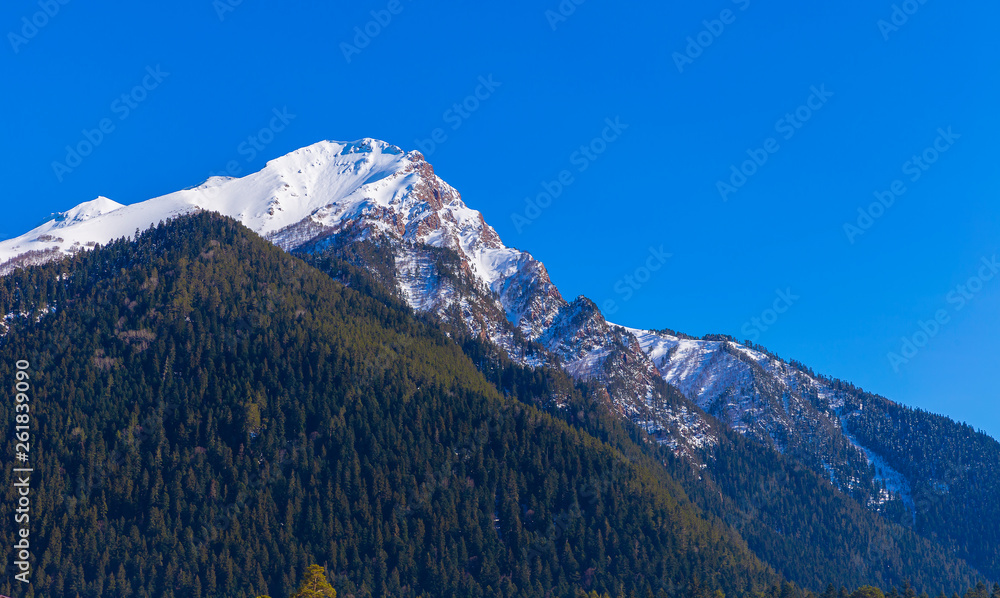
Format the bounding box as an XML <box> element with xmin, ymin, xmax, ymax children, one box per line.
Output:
<box><xmin>3</xmin><ymin>139</ymin><xmax>451</xmax><ymax>263</ymax></box>
<box><xmin>3</xmin><ymin>139</ymin><xmax>529</xmax><ymax>322</ymax></box>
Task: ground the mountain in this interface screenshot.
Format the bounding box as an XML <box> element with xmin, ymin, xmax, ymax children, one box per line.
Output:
<box><xmin>2</xmin><ymin>139</ymin><xmax>998</xmax><ymax>587</ymax></box>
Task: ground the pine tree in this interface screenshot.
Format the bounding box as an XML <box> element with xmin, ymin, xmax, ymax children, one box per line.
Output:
<box><xmin>291</xmin><ymin>565</ymin><xmax>337</xmax><ymax>598</ymax></box>
<box><xmin>850</xmin><ymin>587</ymin><xmax>885</xmax><ymax>598</ymax></box>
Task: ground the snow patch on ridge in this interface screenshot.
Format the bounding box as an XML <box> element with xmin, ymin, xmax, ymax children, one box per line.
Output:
<box><xmin>626</xmin><ymin>325</ymin><xmax>916</xmax><ymax>511</ymax></box>
<box><xmin>835</xmin><ymin>408</ymin><xmax>914</xmax><ymax>510</ymax></box>
<box><xmin>57</xmin><ymin>197</ymin><xmax>126</xmax><ymax>226</ymax></box>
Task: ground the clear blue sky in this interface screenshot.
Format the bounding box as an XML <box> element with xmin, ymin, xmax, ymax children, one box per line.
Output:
<box><xmin>2</xmin><ymin>0</ymin><xmax>999</xmax><ymax>439</ymax></box>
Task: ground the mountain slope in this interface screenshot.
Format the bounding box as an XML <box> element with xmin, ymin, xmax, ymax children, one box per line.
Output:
<box><xmin>438</xmin><ymin>330</ymin><xmax>990</xmax><ymax>594</ymax></box>
<box><xmin>629</xmin><ymin>328</ymin><xmax>1000</xmax><ymax>578</ymax></box>
<box><xmin>2</xmin><ymin>138</ymin><xmax>998</xmax><ymax>583</ymax></box>
<box><xmin>0</xmin><ymin>213</ymin><xmax>787</xmax><ymax>598</ymax></box>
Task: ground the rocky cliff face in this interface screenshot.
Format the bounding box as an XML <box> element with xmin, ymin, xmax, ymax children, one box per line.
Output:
<box><xmin>630</xmin><ymin>329</ymin><xmax>915</xmax><ymax>509</ymax></box>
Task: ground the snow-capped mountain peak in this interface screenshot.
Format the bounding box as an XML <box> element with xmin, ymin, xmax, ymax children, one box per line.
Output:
<box><xmin>58</xmin><ymin>196</ymin><xmax>126</xmax><ymax>226</ymax></box>
<box><xmin>1</xmin><ymin>139</ymin><xmax>468</xmax><ymax>270</ymax></box>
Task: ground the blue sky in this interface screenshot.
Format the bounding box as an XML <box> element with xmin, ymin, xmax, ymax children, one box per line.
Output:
<box><xmin>2</xmin><ymin>0</ymin><xmax>999</xmax><ymax>439</ymax></box>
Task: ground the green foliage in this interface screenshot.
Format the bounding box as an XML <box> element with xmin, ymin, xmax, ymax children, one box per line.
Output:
<box><xmin>851</xmin><ymin>587</ymin><xmax>886</xmax><ymax>598</ymax></box>
<box><xmin>838</xmin><ymin>388</ymin><xmax>1000</xmax><ymax>578</ymax></box>
<box><xmin>290</xmin><ymin>565</ymin><xmax>336</xmax><ymax>598</ymax></box>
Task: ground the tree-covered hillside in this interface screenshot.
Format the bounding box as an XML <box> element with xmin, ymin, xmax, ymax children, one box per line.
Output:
<box><xmin>839</xmin><ymin>386</ymin><xmax>1000</xmax><ymax>578</ymax></box>
<box><xmin>0</xmin><ymin>213</ymin><xmax>994</xmax><ymax>598</ymax></box>
<box><xmin>301</xmin><ymin>240</ymin><xmax>995</xmax><ymax>596</ymax></box>
<box><xmin>435</xmin><ymin>331</ymin><xmax>990</xmax><ymax>595</ymax></box>
<box><xmin>0</xmin><ymin>214</ymin><xmax>783</xmax><ymax>598</ymax></box>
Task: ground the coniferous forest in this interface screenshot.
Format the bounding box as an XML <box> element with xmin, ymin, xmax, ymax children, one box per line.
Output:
<box><xmin>0</xmin><ymin>214</ymin><xmax>996</xmax><ymax>598</ymax></box>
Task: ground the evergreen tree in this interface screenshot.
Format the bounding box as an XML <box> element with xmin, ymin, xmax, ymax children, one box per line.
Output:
<box><xmin>291</xmin><ymin>565</ymin><xmax>337</xmax><ymax>598</ymax></box>
<box><xmin>851</xmin><ymin>587</ymin><xmax>886</xmax><ymax>598</ymax></box>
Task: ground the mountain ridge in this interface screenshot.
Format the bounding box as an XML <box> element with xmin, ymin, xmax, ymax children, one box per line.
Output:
<box><xmin>3</xmin><ymin>138</ymin><xmax>999</xmax><ymax>579</ymax></box>
<box><xmin>1</xmin><ymin>211</ymin><xmax>992</xmax><ymax>596</ymax></box>
<box><xmin>0</xmin><ymin>212</ymin><xmax>797</xmax><ymax>597</ymax></box>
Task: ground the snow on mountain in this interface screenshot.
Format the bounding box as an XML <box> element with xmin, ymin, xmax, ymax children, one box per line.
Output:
<box><xmin>1</xmin><ymin>137</ymin><xmax>914</xmax><ymax>484</ymax></box>
<box><xmin>2</xmin><ymin>139</ymin><xmax>539</xmax><ymax>320</ymax></box>
<box><xmin>58</xmin><ymin>196</ymin><xmax>126</xmax><ymax>224</ymax></box>
<box><xmin>627</xmin><ymin>326</ymin><xmax>915</xmax><ymax>510</ymax></box>
<box><xmin>3</xmin><ymin>140</ymin><xmax>454</xmax><ymax>263</ymax></box>
<box><xmin>0</xmin><ymin>138</ymin><xmax>888</xmax><ymax>480</ymax></box>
